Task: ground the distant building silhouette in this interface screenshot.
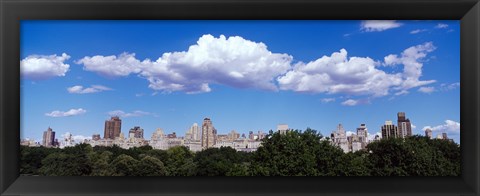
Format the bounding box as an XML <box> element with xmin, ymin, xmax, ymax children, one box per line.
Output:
<box><xmin>129</xmin><ymin>126</ymin><xmax>144</xmax><ymax>139</ymax></box>
<box><xmin>104</xmin><ymin>116</ymin><xmax>122</xmax><ymax>139</ymax></box>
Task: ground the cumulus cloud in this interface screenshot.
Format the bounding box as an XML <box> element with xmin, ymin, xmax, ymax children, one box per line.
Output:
<box><xmin>410</xmin><ymin>29</ymin><xmax>427</xmax><ymax>34</ymax></box>
<box><xmin>278</xmin><ymin>48</ymin><xmax>403</xmax><ymax>97</ymax></box>
<box><xmin>384</xmin><ymin>42</ymin><xmax>437</xmax><ymax>90</ymax></box>
<box><xmin>45</xmin><ymin>108</ymin><xmax>86</xmax><ymax>117</ymax></box>
<box><xmin>108</xmin><ymin>110</ymin><xmax>151</xmax><ymax>117</ymax></box>
<box><xmin>435</xmin><ymin>23</ymin><xmax>449</xmax><ymax>29</ymax></box>
<box><xmin>360</xmin><ymin>20</ymin><xmax>403</xmax><ymax>32</ymax></box>
<box><xmin>77</xmin><ymin>34</ymin><xmax>292</xmax><ymax>94</ymax></box>
<box><xmin>67</xmin><ymin>85</ymin><xmax>113</xmax><ymax>94</ymax></box>
<box><xmin>418</xmin><ymin>86</ymin><xmax>435</xmax><ymax>94</ymax></box>
<box><xmin>277</xmin><ymin>42</ymin><xmax>436</xmax><ymax>99</ymax></box>
<box><xmin>422</xmin><ymin>120</ymin><xmax>460</xmax><ymax>134</ymax></box>
<box><xmin>21</xmin><ymin>53</ymin><xmax>70</xmax><ymax>80</ymax></box>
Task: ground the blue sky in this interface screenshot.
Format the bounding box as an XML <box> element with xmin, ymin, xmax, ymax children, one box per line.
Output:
<box><xmin>20</xmin><ymin>20</ymin><xmax>460</xmax><ymax>143</ymax></box>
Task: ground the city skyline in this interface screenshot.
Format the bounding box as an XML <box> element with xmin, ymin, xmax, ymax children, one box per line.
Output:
<box><xmin>20</xmin><ymin>20</ymin><xmax>460</xmax><ymax>143</ymax></box>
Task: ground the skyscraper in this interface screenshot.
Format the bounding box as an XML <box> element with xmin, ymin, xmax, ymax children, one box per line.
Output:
<box><xmin>382</xmin><ymin>120</ymin><xmax>398</xmax><ymax>139</ymax></box>
<box><xmin>201</xmin><ymin>118</ymin><xmax>217</xmax><ymax>149</ymax></box>
<box><xmin>104</xmin><ymin>116</ymin><xmax>122</xmax><ymax>139</ymax></box>
<box><xmin>42</xmin><ymin>127</ymin><xmax>56</xmax><ymax>147</ymax></box>
<box><xmin>397</xmin><ymin>112</ymin><xmax>412</xmax><ymax>138</ymax></box>
<box><xmin>425</xmin><ymin>128</ymin><xmax>433</xmax><ymax>139</ymax></box>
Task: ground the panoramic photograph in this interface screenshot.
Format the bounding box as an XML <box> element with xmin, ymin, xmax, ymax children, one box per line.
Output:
<box><xmin>20</xmin><ymin>20</ymin><xmax>460</xmax><ymax>176</ymax></box>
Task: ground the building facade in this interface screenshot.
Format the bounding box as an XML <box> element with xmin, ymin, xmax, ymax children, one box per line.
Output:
<box><xmin>397</xmin><ymin>112</ymin><xmax>412</xmax><ymax>138</ymax></box>
<box><xmin>42</xmin><ymin>127</ymin><xmax>56</xmax><ymax>147</ymax></box>
<box><xmin>382</xmin><ymin>120</ymin><xmax>399</xmax><ymax>139</ymax></box>
<box><xmin>201</xmin><ymin>118</ymin><xmax>217</xmax><ymax>149</ymax></box>
<box><xmin>104</xmin><ymin>116</ymin><xmax>122</xmax><ymax>139</ymax></box>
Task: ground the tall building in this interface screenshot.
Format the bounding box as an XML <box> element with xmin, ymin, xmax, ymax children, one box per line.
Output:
<box><xmin>189</xmin><ymin>123</ymin><xmax>200</xmax><ymax>141</ymax></box>
<box><xmin>128</xmin><ymin>126</ymin><xmax>144</xmax><ymax>139</ymax></box>
<box><xmin>330</xmin><ymin>124</ymin><xmax>349</xmax><ymax>153</ymax></box>
<box><xmin>382</xmin><ymin>120</ymin><xmax>399</xmax><ymax>139</ymax></box>
<box><xmin>42</xmin><ymin>127</ymin><xmax>56</xmax><ymax>147</ymax></box>
<box><xmin>397</xmin><ymin>112</ymin><xmax>412</xmax><ymax>138</ymax></box>
<box><xmin>356</xmin><ymin>124</ymin><xmax>368</xmax><ymax>143</ymax></box>
<box><xmin>201</xmin><ymin>118</ymin><xmax>217</xmax><ymax>149</ymax></box>
<box><xmin>425</xmin><ymin>128</ymin><xmax>433</xmax><ymax>139</ymax></box>
<box><xmin>104</xmin><ymin>116</ymin><xmax>122</xmax><ymax>139</ymax></box>
<box><xmin>277</xmin><ymin>124</ymin><xmax>289</xmax><ymax>135</ymax></box>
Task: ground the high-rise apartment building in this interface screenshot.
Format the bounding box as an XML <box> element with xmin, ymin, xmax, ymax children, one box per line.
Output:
<box><xmin>382</xmin><ymin>120</ymin><xmax>399</xmax><ymax>139</ymax></box>
<box><xmin>42</xmin><ymin>127</ymin><xmax>56</xmax><ymax>147</ymax></box>
<box><xmin>228</xmin><ymin>130</ymin><xmax>240</xmax><ymax>141</ymax></box>
<box><xmin>331</xmin><ymin>124</ymin><xmax>349</xmax><ymax>153</ymax></box>
<box><xmin>189</xmin><ymin>123</ymin><xmax>200</xmax><ymax>141</ymax></box>
<box><xmin>104</xmin><ymin>116</ymin><xmax>122</xmax><ymax>139</ymax></box>
<box><xmin>128</xmin><ymin>126</ymin><xmax>144</xmax><ymax>139</ymax></box>
<box><xmin>201</xmin><ymin>118</ymin><xmax>217</xmax><ymax>149</ymax></box>
<box><xmin>425</xmin><ymin>128</ymin><xmax>433</xmax><ymax>139</ymax></box>
<box><xmin>397</xmin><ymin>112</ymin><xmax>412</xmax><ymax>138</ymax></box>
<box><xmin>356</xmin><ymin>124</ymin><xmax>368</xmax><ymax>143</ymax></box>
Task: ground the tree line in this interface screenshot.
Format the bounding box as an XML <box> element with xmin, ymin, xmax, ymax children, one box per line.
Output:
<box><xmin>20</xmin><ymin>128</ymin><xmax>460</xmax><ymax>176</ymax></box>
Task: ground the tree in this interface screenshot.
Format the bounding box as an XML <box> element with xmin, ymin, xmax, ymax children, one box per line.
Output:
<box><xmin>136</xmin><ymin>156</ymin><xmax>167</xmax><ymax>176</ymax></box>
<box><xmin>39</xmin><ymin>152</ymin><xmax>92</xmax><ymax>176</ymax></box>
<box><xmin>251</xmin><ymin>128</ymin><xmax>321</xmax><ymax>176</ymax></box>
<box><xmin>194</xmin><ymin>146</ymin><xmax>248</xmax><ymax>176</ymax></box>
<box><xmin>111</xmin><ymin>154</ymin><xmax>139</xmax><ymax>176</ymax></box>
<box><xmin>88</xmin><ymin>151</ymin><xmax>115</xmax><ymax>176</ymax></box>
<box><xmin>165</xmin><ymin>146</ymin><xmax>196</xmax><ymax>176</ymax></box>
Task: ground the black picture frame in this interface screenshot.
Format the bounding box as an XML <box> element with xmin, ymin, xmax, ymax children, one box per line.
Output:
<box><xmin>1</xmin><ymin>0</ymin><xmax>479</xmax><ymax>195</ymax></box>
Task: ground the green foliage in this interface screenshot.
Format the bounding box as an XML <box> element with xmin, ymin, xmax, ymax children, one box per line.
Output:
<box><xmin>194</xmin><ymin>146</ymin><xmax>251</xmax><ymax>176</ymax></box>
<box><xmin>165</xmin><ymin>146</ymin><xmax>196</xmax><ymax>176</ymax></box>
<box><xmin>251</xmin><ymin>128</ymin><xmax>321</xmax><ymax>176</ymax></box>
<box><xmin>20</xmin><ymin>131</ymin><xmax>460</xmax><ymax>176</ymax></box>
<box><xmin>137</xmin><ymin>156</ymin><xmax>167</xmax><ymax>176</ymax></box>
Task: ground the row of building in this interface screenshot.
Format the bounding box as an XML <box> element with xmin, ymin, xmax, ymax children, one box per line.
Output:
<box><xmin>23</xmin><ymin>112</ymin><xmax>453</xmax><ymax>152</ymax></box>
<box><xmin>330</xmin><ymin>112</ymin><xmax>453</xmax><ymax>153</ymax></box>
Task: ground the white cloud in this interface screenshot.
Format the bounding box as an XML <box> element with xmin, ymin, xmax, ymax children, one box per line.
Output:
<box><xmin>360</xmin><ymin>20</ymin><xmax>402</xmax><ymax>32</ymax></box>
<box><xmin>411</xmin><ymin>124</ymin><xmax>417</xmax><ymax>130</ymax></box>
<box><xmin>367</xmin><ymin>132</ymin><xmax>382</xmax><ymax>141</ymax></box>
<box><xmin>384</xmin><ymin>42</ymin><xmax>437</xmax><ymax>90</ymax></box>
<box><xmin>108</xmin><ymin>110</ymin><xmax>151</xmax><ymax>118</ymax></box>
<box><xmin>277</xmin><ymin>48</ymin><xmax>403</xmax><ymax>97</ymax></box>
<box><xmin>440</xmin><ymin>82</ymin><xmax>460</xmax><ymax>91</ymax></box>
<box><xmin>422</xmin><ymin>120</ymin><xmax>460</xmax><ymax>134</ymax></box>
<box><xmin>410</xmin><ymin>29</ymin><xmax>427</xmax><ymax>34</ymax></box>
<box><xmin>67</xmin><ymin>85</ymin><xmax>113</xmax><ymax>94</ymax></box>
<box><xmin>21</xmin><ymin>53</ymin><xmax>70</xmax><ymax>80</ymax></box>
<box><xmin>418</xmin><ymin>86</ymin><xmax>435</xmax><ymax>94</ymax></box>
<box><xmin>77</xmin><ymin>34</ymin><xmax>292</xmax><ymax>94</ymax></box>
<box><xmin>76</xmin><ymin>53</ymin><xmax>142</xmax><ymax>77</ymax></box>
<box><xmin>321</xmin><ymin>98</ymin><xmax>335</xmax><ymax>103</ymax></box>
<box><xmin>45</xmin><ymin>108</ymin><xmax>86</xmax><ymax>117</ymax></box>
<box><xmin>435</xmin><ymin>23</ymin><xmax>449</xmax><ymax>29</ymax></box>
<box><xmin>342</xmin><ymin>99</ymin><xmax>359</xmax><ymax>106</ymax></box>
